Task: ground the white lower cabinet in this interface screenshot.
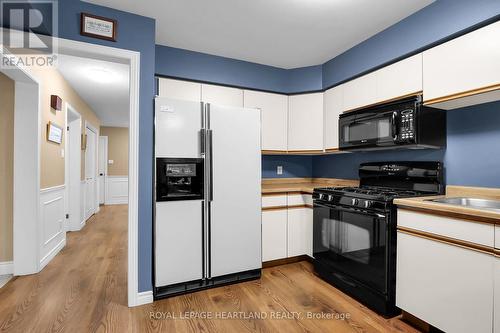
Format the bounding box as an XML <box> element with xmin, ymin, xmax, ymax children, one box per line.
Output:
<box><xmin>396</xmin><ymin>231</ymin><xmax>494</xmax><ymax>333</ymax></box>
<box><xmin>495</xmin><ymin>257</ymin><xmax>500</xmax><ymax>333</ymax></box>
<box><xmin>287</xmin><ymin>207</ymin><xmax>313</xmax><ymax>258</ymax></box>
<box><xmin>262</xmin><ymin>210</ymin><xmax>287</xmax><ymax>262</ymax></box>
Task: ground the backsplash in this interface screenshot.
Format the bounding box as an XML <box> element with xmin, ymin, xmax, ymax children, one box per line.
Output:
<box><xmin>262</xmin><ymin>155</ymin><xmax>312</xmax><ymax>178</ymax></box>
<box><xmin>265</xmin><ymin>100</ymin><xmax>500</xmax><ymax>188</ymax></box>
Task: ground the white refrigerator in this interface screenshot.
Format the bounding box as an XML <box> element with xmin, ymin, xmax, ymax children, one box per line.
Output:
<box><xmin>154</xmin><ymin>97</ymin><xmax>262</xmax><ymax>298</ymax></box>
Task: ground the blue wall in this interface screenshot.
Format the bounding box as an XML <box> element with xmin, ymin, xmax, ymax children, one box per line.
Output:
<box><xmin>262</xmin><ymin>156</ymin><xmax>312</xmax><ymax>178</ymax></box>
<box><xmin>156</xmin><ymin>45</ymin><xmax>322</xmax><ymax>93</ymax></box>
<box><xmin>322</xmin><ymin>0</ymin><xmax>500</xmax><ymax>88</ymax></box>
<box><xmin>313</xmin><ymin>101</ymin><xmax>500</xmax><ymax>188</ymax></box>
<box><xmin>445</xmin><ymin>101</ymin><xmax>500</xmax><ymax>187</ymax></box>
<box><xmin>57</xmin><ymin>0</ymin><xmax>156</xmax><ymax>293</ymax></box>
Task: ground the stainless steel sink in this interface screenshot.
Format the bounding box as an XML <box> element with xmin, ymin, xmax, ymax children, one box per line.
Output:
<box><xmin>429</xmin><ymin>197</ymin><xmax>500</xmax><ymax>212</ymax></box>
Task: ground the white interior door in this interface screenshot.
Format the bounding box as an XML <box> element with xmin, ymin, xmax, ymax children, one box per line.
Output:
<box><xmin>85</xmin><ymin>125</ymin><xmax>97</xmax><ymax>220</ymax></box>
<box><xmin>208</xmin><ymin>104</ymin><xmax>262</xmax><ymax>277</ymax></box>
<box><xmin>98</xmin><ymin>136</ymin><xmax>108</xmax><ymax>205</ymax></box>
<box><xmin>66</xmin><ymin>114</ymin><xmax>82</xmax><ymax>231</ymax></box>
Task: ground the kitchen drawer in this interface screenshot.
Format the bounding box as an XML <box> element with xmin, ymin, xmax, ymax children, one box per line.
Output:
<box><xmin>262</xmin><ymin>194</ymin><xmax>287</xmax><ymax>208</ymax></box>
<box><xmin>287</xmin><ymin>193</ymin><xmax>313</xmax><ymax>206</ymax></box>
<box><xmin>397</xmin><ymin>209</ymin><xmax>494</xmax><ymax>247</ymax></box>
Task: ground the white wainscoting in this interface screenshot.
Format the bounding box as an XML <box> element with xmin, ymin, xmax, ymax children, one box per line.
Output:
<box><xmin>105</xmin><ymin>176</ymin><xmax>129</xmax><ymax>205</ymax></box>
<box><xmin>80</xmin><ymin>180</ymin><xmax>86</xmax><ymax>226</ymax></box>
<box><xmin>0</xmin><ymin>261</ymin><xmax>13</xmax><ymax>275</ymax></box>
<box><xmin>39</xmin><ymin>185</ymin><xmax>66</xmax><ymax>270</ymax></box>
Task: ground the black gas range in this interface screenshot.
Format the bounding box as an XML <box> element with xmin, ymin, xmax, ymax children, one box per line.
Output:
<box><xmin>312</xmin><ymin>161</ymin><xmax>443</xmax><ymax>317</ymax></box>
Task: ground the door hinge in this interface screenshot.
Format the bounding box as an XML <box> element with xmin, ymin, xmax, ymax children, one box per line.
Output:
<box><xmin>66</xmin><ymin>213</ymin><xmax>69</xmax><ymax>219</ymax></box>
<box><xmin>67</xmin><ymin>126</ymin><xmax>70</xmax><ymax>131</ymax></box>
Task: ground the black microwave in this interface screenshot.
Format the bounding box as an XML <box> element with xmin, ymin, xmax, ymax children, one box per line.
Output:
<box><xmin>339</xmin><ymin>96</ymin><xmax>446</xmax><ymax>151</ymax></box>
<box><xmin>156</xmin><ymin>158</ymin><xmax>204</xmax><ymax>201</ymax></box>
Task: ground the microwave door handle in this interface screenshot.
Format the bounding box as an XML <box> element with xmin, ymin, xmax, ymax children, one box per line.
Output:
<box><xmin>392</xmin><ymin>111</ymin><xmax>398</xmax><ymax>140</ymax></box>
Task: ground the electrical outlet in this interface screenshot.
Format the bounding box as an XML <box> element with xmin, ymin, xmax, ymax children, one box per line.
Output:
<box><xmin>277</xmin><ymin>166</ymin><xmax>283</xmax><ymax>175</ymax></box>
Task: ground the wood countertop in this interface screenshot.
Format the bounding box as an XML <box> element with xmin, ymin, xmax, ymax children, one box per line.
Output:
<box><xmin>394</xmin><ymin>185</ymin><xmax>500</xmax><ymax>225</ymax></box>
<box><xmin>262</xmin><ymin>178</ymin><xmax>359</xmax><ymax>195</ymax></box>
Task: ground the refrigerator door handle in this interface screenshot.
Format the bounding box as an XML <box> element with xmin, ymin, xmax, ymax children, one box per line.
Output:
<box><xmin>201</xmin><ymin>200</ymin><xmax>206</xmax><ymax>279</ymax></box>
<box><xmin>207</xmin><ymin>129</ymin><xmax>213</xmax><ymax>202</ymax></box>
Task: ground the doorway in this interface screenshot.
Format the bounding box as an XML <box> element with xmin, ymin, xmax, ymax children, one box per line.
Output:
<box><xmin>98</xmin><ymin>136</ymin><xmax>108</xmax><ymax>205</ymax></box>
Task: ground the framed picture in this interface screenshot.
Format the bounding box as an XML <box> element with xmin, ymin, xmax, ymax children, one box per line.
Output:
<box><xmin>80</xmin><ymin>13</ymin><xmax>117</xmax><ymax>42</ymax></box>
<box><xmin>46</xmin><ymin>122</ymin><xmax>63</xmax><ymax>144</ymax></box>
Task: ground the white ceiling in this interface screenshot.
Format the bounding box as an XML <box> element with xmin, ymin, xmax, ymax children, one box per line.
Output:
<box><xmin>57</xmin><ymin>54</ymin><xmax>130</xmax><ymax>127</ymax></box>
<box><xmin>83</xmin><ymin>0</ymin><xmax>434</xmax><ymax>69</ymax></box>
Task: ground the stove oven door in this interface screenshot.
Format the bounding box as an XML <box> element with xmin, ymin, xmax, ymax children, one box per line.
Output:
<box><xmin>313</xmin><ymin>202</ymin><xmax>389</xmax><ymax>296</ymax></box>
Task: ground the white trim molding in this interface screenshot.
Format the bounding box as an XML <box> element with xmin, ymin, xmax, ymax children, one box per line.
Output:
<box><xmin>136</xmin><ymin>291</ymin><xmax>154</xmax><ymax>306</ymax></box>
<box><xmin>0</xmin><ymin>261</ymin><xmax>14</xmax><ymax>275</ymax></box>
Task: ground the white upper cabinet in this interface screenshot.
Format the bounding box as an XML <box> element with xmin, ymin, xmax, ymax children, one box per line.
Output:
<box><xmin>201</xmin><ymin>84</ymin><xmax>244</xmax><ymax>107</ymax></box>
<box><xmin>423</xmin><ymin>20</ymin><xmax>500</xmax><ymax>105</ymax></box>
<box><xmin>342</xmin><ymin>71</ymin><xmax>377</xmax><ymax>112</ymax></box>
<box><xmin>288</xmin><ymin>92</ymin><xmax>324</xmax><ymax>151</ymax></box>
<box><xmin>323</xmin><ymin>84</ymin><xmax>343</xmax><ymax>150</ymax></box>
<box><xmin>158</xmin><ymin>78</ymin><xmax>201</xmax><ymax>101</ymax></box>
<box><xmin>244</xmin><ymin>90</ymin><xmax>288</xmax><ymax>151</ymax></box>
<box><xmin>343</xmin><ymin>54</ymin><xmax>422</xmax><ymax>112</ymax></box>
<box><xmin>376</xmin><ymin>53</ymin><xmax>422</xmax><ymax>102</ymax></box>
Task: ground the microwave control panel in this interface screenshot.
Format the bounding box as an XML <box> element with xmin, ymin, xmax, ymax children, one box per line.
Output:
<box><xmin>397</xmin><ymin>109</ymin><xmax>415</xmax><ymax>142</ymax></box>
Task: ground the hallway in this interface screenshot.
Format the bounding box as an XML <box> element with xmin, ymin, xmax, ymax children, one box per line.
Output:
<box><xmin>0</xmin><ymin>205</ymin><xmax>129</xmax><ymax>332</ymax></box>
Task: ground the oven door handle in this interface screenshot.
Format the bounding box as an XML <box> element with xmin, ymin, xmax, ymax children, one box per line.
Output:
<box><xmin>314</xmin><ymin>202</ymin><xmax>387</xmax><ymax>219</ymax></box>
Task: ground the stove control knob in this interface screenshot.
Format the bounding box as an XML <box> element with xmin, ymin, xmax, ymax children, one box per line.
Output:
<box><xmin>319</xmin><ymin>193</ymin><xmax>325</xmax><ymax>200</ymax></box>
<box><xmin>364</xmin><ymin>201</ymin><xmax>372</xmax><ymax>208</ymax></box>
<box><xmin>327</xmin><ymin>194</ymin><xmax>334</xmax><ymax>201</ymax></box>
<box><xmin>351</xmin><ymin>198</ymin><xmax>359</xmax><ymax>206</ymax></box>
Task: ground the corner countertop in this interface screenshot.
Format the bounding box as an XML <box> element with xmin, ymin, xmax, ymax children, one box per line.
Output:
<box><xmin>394</xmin><ymin>185</ymin><xmax>500</xmax><ymax>225</ymax></box>
<box><xmin>262</xmin><ymin>178</ymin><xmax>359</xmax><ymax>195</ymax></box>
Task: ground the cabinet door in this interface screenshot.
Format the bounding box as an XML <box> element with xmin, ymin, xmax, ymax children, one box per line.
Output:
<box><xmin>396</xmin><ymin>232</ymin><xmax>493</xmax><ymax>333</ymax></box>
<box><xmin>202</xmin><ymin>84</ymin><xmax>243</xmax><ymax>107</ymax></box>
<box><xmin>342</xmin><ymin>71</ymin><xmax>377</xmax><ymax>112</ymax></box>
<box><xmin>323</xmin><ymin>85</ymin><xmax>343</xmax><ymax>150</ymax></box>
<box><xmin>244</xmin><ymin>90</ymin><xmax>288</xmax><ymax>151</ymax></box>
<box><xmin>423</xmin><ymin>20</ymin><xmax>500</xmax><ymax>103</ymax></box>
<box><xmin>376</xmin><ymin>53</ymin><xmax>422</xmax><ymax>102</ymax></box>
<box><xmin>157</xmin><ymin>78</ymin><xmax>201</xmax><ymax>101</ymax></box>
<box><xmin>287</xmin><ymin>207</ymin><xmax>313</xmax><ymax>257</ymax></box>
<box><xmin>495</xmin><ymin>257</ymin><xmax>500</xmax><ymax>333</ymax></box>
<box><xmin>262</xmin><ymin>210</ymin><xmax>287</xmax><ymax>262</ymax></box>
<box><xmin>288</xmin><ymin>93</ymin><xmax>324</xmax><ymax>151</ymax></box>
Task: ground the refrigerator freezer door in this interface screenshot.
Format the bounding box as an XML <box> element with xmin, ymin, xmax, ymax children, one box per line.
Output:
<box><xmin>155</xmin><ymin>98</ymin><xmax>202</xmax><ymax>158</ymax></box>
<box><xmin>155</xmin><ymin>200</ymin><xmax>203</xmax><ymax>286</ymax></box>
<box><xmin>208</xmin><ymin>105</ymin><xmax>262</xmax><ymax>277</ymax></box>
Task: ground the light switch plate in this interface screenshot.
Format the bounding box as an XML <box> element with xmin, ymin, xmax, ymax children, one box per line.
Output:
<box><xmin>277</xmin><ymin>166</ymin><xmax>283</xmax><ymax>175</ymax></box>
<box><xmin>108</xmin><ymin>159</ymin><xmax>114</xmax><ymax>164</ymax></box>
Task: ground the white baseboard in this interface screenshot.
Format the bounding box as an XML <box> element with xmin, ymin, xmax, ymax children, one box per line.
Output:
<box><xmin>0</xmin><ymin>261</ymin><xmax>13</xmax><ymax>275</ymax></box>
<box><xmin>136</xmin><ymin>290</ymin><xmax>153</xmax><ymax>306</ymax></box>
<box><xmin>39</xmin><ymin>238</ymin><xmax>66</xmax><ymax>271</ymax></box>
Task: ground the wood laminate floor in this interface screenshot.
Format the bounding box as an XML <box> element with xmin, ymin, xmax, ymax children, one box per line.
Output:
<box><xmin>0</xmin><ymin>205</ymin><xmax>420</xmax><ymax>333</ymax></box>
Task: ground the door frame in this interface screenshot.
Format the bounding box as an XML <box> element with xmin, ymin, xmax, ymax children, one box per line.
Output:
<box><xmin>1</xmin><ymin>50</ymin><xmax>41</xmax><ymax>276</ymax></box>
<box><xmin>64</xmin><ymin>103</ymin><xmax>82</xmax><ymax>231</ymax></box>
<box><xmin>98</xmin><ymin>136</ymin><xmax>108</xmax><ymax>205</ymax></box>
<box><xmin>1</xmin><ymin>28</ymin><xmax>142</xmax><ymax>307</ymax></box>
